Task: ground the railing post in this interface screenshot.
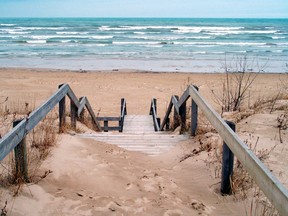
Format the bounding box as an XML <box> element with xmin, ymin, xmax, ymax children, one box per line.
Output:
<box><xmin>153</xmin><ymin>98</ymin><xmax>157</xmax><ymax>114</ymax></box>
<box><xmin>58</xmin><ymin>84</ymin><xmax>66</xmax><ymax>133</ymax></box>
<box><xmin>121</xmin><ymin>98</ymin><xmax>125</xmax><ymax>114</ymax></box>
<box><xmin>13</xmin><ymin>120</ymin><xmax>29</xmax><ymax>183</ymax></box>
<box><xmin>191</xmin><ymin>85</ymin><xmax>199</xmax><ymax>136</ymax></box>
<box><xmin>70</xmin><ymin>100</ymin><xmax>77</xmax><ymax>130</ymax></box>
<box><xmin>104</xmin><ymin>120</ymin><xmax>108</xmax><ymax>132</ymax></box>
<box><xmin>166</xmin><ymin>118</ymin><xmax>170</xmax><ymax>130</ymax></box>
<box><xmin>173</xmin><ymin>95</ymin><xmax>180</xmax><ymax>129</ymax></box>
<box><xmin>149</xmin><ymin>98</ymin><xmax>157</xmax><ymax>115</ymax></box>
<box><xmin>221</xmin><ymin>120</ymin><xmax>235</xmax><ymax>195</ymax></box>
<box><xmin>156</xmin><ymin>117</ymin><xmax>161</xmax><ymax>131</ymax></box>
<box><xmin>78</xmin><ymin>97</ymin><xmax>85</xmax><ymax>123</ymax></box>
<box><xmin>179</xmin><ymin>101</ymin><xmax>186</xmax><ymax>133</ymax></box>
<box><xmin>119</xmin><ymin>118</ymin><xmax>122</xmax><ymax>132</ymax></box>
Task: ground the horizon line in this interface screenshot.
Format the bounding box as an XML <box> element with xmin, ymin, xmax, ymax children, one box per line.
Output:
<box><xmin>0</xmin><ymin>16</ymin><xmax>288</xmax><ymax>19</ymax></box>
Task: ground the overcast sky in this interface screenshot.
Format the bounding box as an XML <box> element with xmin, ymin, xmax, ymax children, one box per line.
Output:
<box><xmin>0</xmin><ymin>0</ymin><xmax>287</xmax><ymax>18</ymax></box>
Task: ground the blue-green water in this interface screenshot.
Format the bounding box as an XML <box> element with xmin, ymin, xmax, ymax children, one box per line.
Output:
<box><xmin>0</xmin><ymin>18</ymin><xmax>287</xmax><ymax>72</ymax></box>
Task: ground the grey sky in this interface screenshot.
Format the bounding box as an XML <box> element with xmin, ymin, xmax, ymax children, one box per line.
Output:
<box><xmin>0</xmin><ymin>0</ymin><xmax>287</xmax><ymax>18</ymax></box>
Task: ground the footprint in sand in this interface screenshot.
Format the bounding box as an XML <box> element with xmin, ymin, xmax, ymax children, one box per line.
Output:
<box><xmin>190</xmin><ymin>199</ymin><xmax>214</xmax><ymax>215</ymax></box>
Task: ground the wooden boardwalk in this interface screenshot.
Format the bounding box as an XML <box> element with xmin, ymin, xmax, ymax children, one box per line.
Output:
<box><xmin>79</xmin><ymin>115</ymin><xmax>189</xmax><ymax>156</ymax></box>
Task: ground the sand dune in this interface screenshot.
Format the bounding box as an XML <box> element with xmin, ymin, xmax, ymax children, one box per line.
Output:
<box><xmin>0</xmin><ymin>68</ymin><xmax>287</xmax><ymax>215</ymax></box>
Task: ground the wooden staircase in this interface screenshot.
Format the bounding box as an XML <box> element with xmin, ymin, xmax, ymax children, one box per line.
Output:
<box><xmin>78</xmin><ymin>115</ymin><xmax>189</xmax><ymax>156</ymax></box>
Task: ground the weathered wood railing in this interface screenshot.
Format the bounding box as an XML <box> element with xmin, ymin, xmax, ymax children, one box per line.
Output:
<box><xmin>0</xmin><ymin>83</ymin><xmax>101</xmax><ymax>181</ymax></box>
<box><xmin>96</xmin><ymin>98</ymin><xmax>127</xmax><ymax>132</ymax></box>
<box><xmin>157</xmin><ymin>84</ymin><xmax>288</xmax><ymax>215</ymax></box>
<box><xmin>149</xmin><ymin>98</ymin><xmax>160</xmax><ymax>131</ymax></box>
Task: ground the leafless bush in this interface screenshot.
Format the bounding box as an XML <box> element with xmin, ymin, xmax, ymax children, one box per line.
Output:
<box><xmin>211</xmin><ymin>55</ymin><xmax>267</xmax><ymax>114</ymax></box>
<box><xmin>277</xmin><ymin>113</ymin><xmax>288</xmax><ymax>143</ymax></box>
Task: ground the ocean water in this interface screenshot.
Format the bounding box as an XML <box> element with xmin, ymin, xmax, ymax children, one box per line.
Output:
<box><xmin>0</xmin><ymin>18</ymin><xmax>287</xmax><ymax>72</ymax></box>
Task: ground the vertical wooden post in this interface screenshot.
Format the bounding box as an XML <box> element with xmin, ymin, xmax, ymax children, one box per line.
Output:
<box><xmin>119</xmin><ymin>119</ymin><xmax>122</xmax><ymax>132</ymax></box>
<box><xmin>173</xmin><ymin>95</ymin><xmax>180</xmax><ymax>129</ymax></box>
<box><xmin>153</xmin><ymin>98</ymin><xmax>157</xmax><ymax>114</ymax></box>
<box><xmin>179</xmin><ymin>101</ymin><xmax>186</xmax><ymax>133</ymax></box>
<box><xmin>165</xmin><ymin>118</ymin><xmax>170</xmax><ymax>130</ymax></box>
<box><xmin>221</xmin><ymin>120</ymin><xmax>235</xmax><ymax>195</ymax></box>
<box><xmin>121</xmin><ymin>98</ymin><xmax>124</xmax><ymax>114</ymax></box>
<box><xmin>70</xmin><ymin>100</ymin><xmax>77</xmax><ymax>130</ymax></box>
<box><xmin>78</xmin><ymin>97</ymin><xmax>85</xmax><ymax>123</ymax></box>
<box><xmin>58</xmin><ymin>84</ymin><xmax>66</xmax><ymax>133</ymax></box>
<box><xmin>13</xmin><ymin>120</ymin><xmax>29</xmax><ymax>182</ymax></box>
<box><xmin>120</xmin><ymin>98</ymin><xmax>126</xmax><ymax>132</ymax></box>
<box><xmin>191</xmin><ymin>85</ymin><xmax>199</xmax><ymax>136</ymax></box>
<box><xmin>156</xmin><ymin>117</ymin><xmax>161</xmax><ymax>131</ymax></box>
<box><xmin>104</xmin><ymin>120</ymin><xmax>108</xmax><ymax>132</ymax></box>
<box><xmin>124</xmin><ymin>101</ymin><xmax>127</xmax><ymax>115</ymax></box>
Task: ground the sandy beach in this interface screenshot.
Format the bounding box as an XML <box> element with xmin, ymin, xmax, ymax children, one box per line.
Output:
<box><xmin>0</xmin><ymin>68</ymin><xmax>287</xmax><ymax>215</ymax></box>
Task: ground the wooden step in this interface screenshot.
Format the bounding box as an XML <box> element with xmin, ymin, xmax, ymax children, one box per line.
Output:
<box><xmin>123</xmin><ymin>115</ymin><xmax>155</xmax><ymax>133</ymax></box>
<box><xmin>78</xmin><ymin>132</ymin><xmax>189</xmax><ymax>156</ymax></box>
<box><xmin>78</xmin><ymin>115</ymin><xmax>189</xmax><ymax>156</ymax></box>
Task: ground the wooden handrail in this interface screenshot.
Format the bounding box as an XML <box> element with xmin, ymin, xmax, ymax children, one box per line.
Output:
<box><xmin>158</xmin><ymin>84</ymin><xmax>288</xmax><ymax>215</ymax></box>
<box><xmin>0</xmin><ymin>83</ymin><xmax>101</xmax><ymax>161</ymax></box>
<box><xmin>149</xmin><ymin>98</ymin><xmax>160</xmax><ymax>131</ymax></box>
<box><xmin>120</xmin><ymin>98</ymin><xmax>127</xmax><ymax>132</ymax></box>
<box><xmin>96</xmin><ymin>98</ymin><xmax>127</xmax><ymax>132</ymax></box>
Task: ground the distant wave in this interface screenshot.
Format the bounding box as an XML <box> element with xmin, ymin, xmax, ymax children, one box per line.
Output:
<box><xmin>0</xmin><ymin>18</ymin><xmax>287</xmax><ymax>73</ymax></box>
<box><xmin>27</xmin><ymin>40</ymin><xmax>47</xmax><ymax>44</ymax></box>
<box><xmin>56</xmin><ymin>31</ymin><xmax>89</xmax><ymax>35</ymax></box>
<box><xmin>0</xmin><ymin>24</ymin><xmax>16</xmax><ymax>26</ymax></box>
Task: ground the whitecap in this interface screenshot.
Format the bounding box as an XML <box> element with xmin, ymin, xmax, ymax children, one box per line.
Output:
<box><xmin>56</xmin><ymin>31</ymin><xmax>88</xmax><ymax>35</ymax></box>
<box><xmin>0</xmin><ymin>24</ymin><xmax>16</xmax><ymax>26</ymax></box>
<box><xmin>272</xmin><ymin>36</ymin><xmax>285</xmax><ymax>39</ymax></box>
<box><xmin>27</xmin><ymin>40</ymin><xmax>47</xmax><ymax>44</ymax></box>
<box><xmin>113</xmin><ymin>41</ymin><xmax>159</xmax><ymax>45</ymax></box>
<box><xmin>90</xmin><ymin>35</ymin><xmax>114</xmax><ymax>39</ymax></box>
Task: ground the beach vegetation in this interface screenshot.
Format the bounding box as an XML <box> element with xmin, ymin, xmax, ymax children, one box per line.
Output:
<box><xmin>0</xmin><ymin>99</ymin><xmax>58</xmax><ymax>187</ymax></box>
<box><xmin>211</xmin><ymin>55</ymin><xmax>267</xmax><ymax>114</ymax></box>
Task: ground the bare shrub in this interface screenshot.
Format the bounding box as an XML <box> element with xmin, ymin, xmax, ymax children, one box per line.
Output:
<box><xmin>211</xmin><ymin>55</ymin><xmax>267</xmax><ymax>114</ymax></box>
<box><xmin>29</xmin><ymin>113</ymin><xmax>58</xmax><ymax>160</ymax></box>
<box><xmin>0</xmin><ymin>99</ymin><xmax>58</xmax><ymax>186</ymax></box>
<box><xmin>277</xmin><ymin>113</ymin><xmax>288</xmax><ymax>143</ymax></box>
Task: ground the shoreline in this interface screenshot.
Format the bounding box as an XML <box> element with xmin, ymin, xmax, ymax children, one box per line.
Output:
<box><xmin>0</xmin><ymin>55</ymin><xmax>286</xmax><ymax>73</ymax></box>
<box><xmin>0</xmin><ymin>68</ymin><xmax>285</xmax><ymax>116</ymax></box>
<box><xmin>0</xmin><ymin>66</ymin><xmax>286</xmax><ymax>75</ymax></box>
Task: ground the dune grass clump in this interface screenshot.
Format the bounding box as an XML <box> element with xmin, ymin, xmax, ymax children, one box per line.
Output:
<box><xmin>0</xmin><ymin>99</ymin><xmax>59</xmax><ymax>186</ymax></box>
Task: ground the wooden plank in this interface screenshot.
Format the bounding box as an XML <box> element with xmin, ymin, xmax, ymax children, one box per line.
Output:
<box><xmin>1</xmin><ymin>84</ymin><xmax>68</xmax><ymax>160</ymax></box>
<box><xmin>191</xmin><ymin>86</ymin><xmax>199</xmax><ymax>136</ymax></box>
<box><xmin>67</xmin><ymin>86</ymin><xmax>80</xmax><ymax>108</ymax></box>
<box><xmin>97</xmin><ymin>117</ymin><xmax>121</xmax><ymax>121</ymax></box>
<box><xmin>104</xmin><ymin>121</ymin><xmax>108</xmax><ymax>132</ymax></box>
<box><xmin>179</xmin><ymin>101</ymin><xmax>186</xmax><ymax>132</ymax></box>
<box><xmin>1</xmin><ymin>83</ymin><xmax>104</xmax><ymax>161</ymax></box>
<box><xmin>70</xmin><ymin>100</ymin><xmax>77</xmax><ymax>130</ymax></box>
<box><xmin>160</xmin><ymin>98</ymin><xmax>173</xmax><ymax>131</ymax></box>
<box><xmin>101</xmin><ymin>126</ymin><xmax>121</xmax><ymax>131</ymax></box>
<box><xmin>171</xmin><ymin>96</ymin><xmax>179</xmax><ymax>113</ymax></box>
<box><xmin>150</xmin><ymin>99</ymin><xmax>160</xmax><ymax>132</ymax></box>
<box><xmin>58</xmin><ymin>84</ymin><xmax>66</xmax><ymax>132</ymax></box>
<box><xmin>178</xmin><ymin>88</ymin><xmax>190</xmax><ymax>108</ymax></box>
<box><xmin>173</xmin><ymin>95</ymin><xmax>180</xmax><ymax>129</ymax></box>
<box><xmin>25</xmin><ymin>84</ymin><xmax>69</xmax><ymax>132</ymax></box>
<box><xmin>121</xmin><ymin>98</ymin><xmax>127</xmax><ymax>116</ymax></box>
<box><xmin>77</xmin><ymin>97</ymin><xmax>86</xmax><ymax>116</ymax></box>
<box><xmin>13</xmin><ymin>120</ymin><xmax>29</xmax><ymax>182</ymax></box>
<box><xmin>84</xmin><ymin>99</ymin><xmax>102</xmax><ymax>131</ymax></box>
<box><xmin>0</xmin><ymin>120</ymin><xmax>26</xmax><ymax>160</ymax></box>
<box><xmin>188</xmin><ymin>85</ymin><xmax>288</xmax><ymax>215</ymax></box>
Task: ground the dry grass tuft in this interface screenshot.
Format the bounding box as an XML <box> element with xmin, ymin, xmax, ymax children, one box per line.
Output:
<box><xmin>0</xmin><ymin>98</ymin><xmax>59</xmax><ymax>187</ymax></box>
